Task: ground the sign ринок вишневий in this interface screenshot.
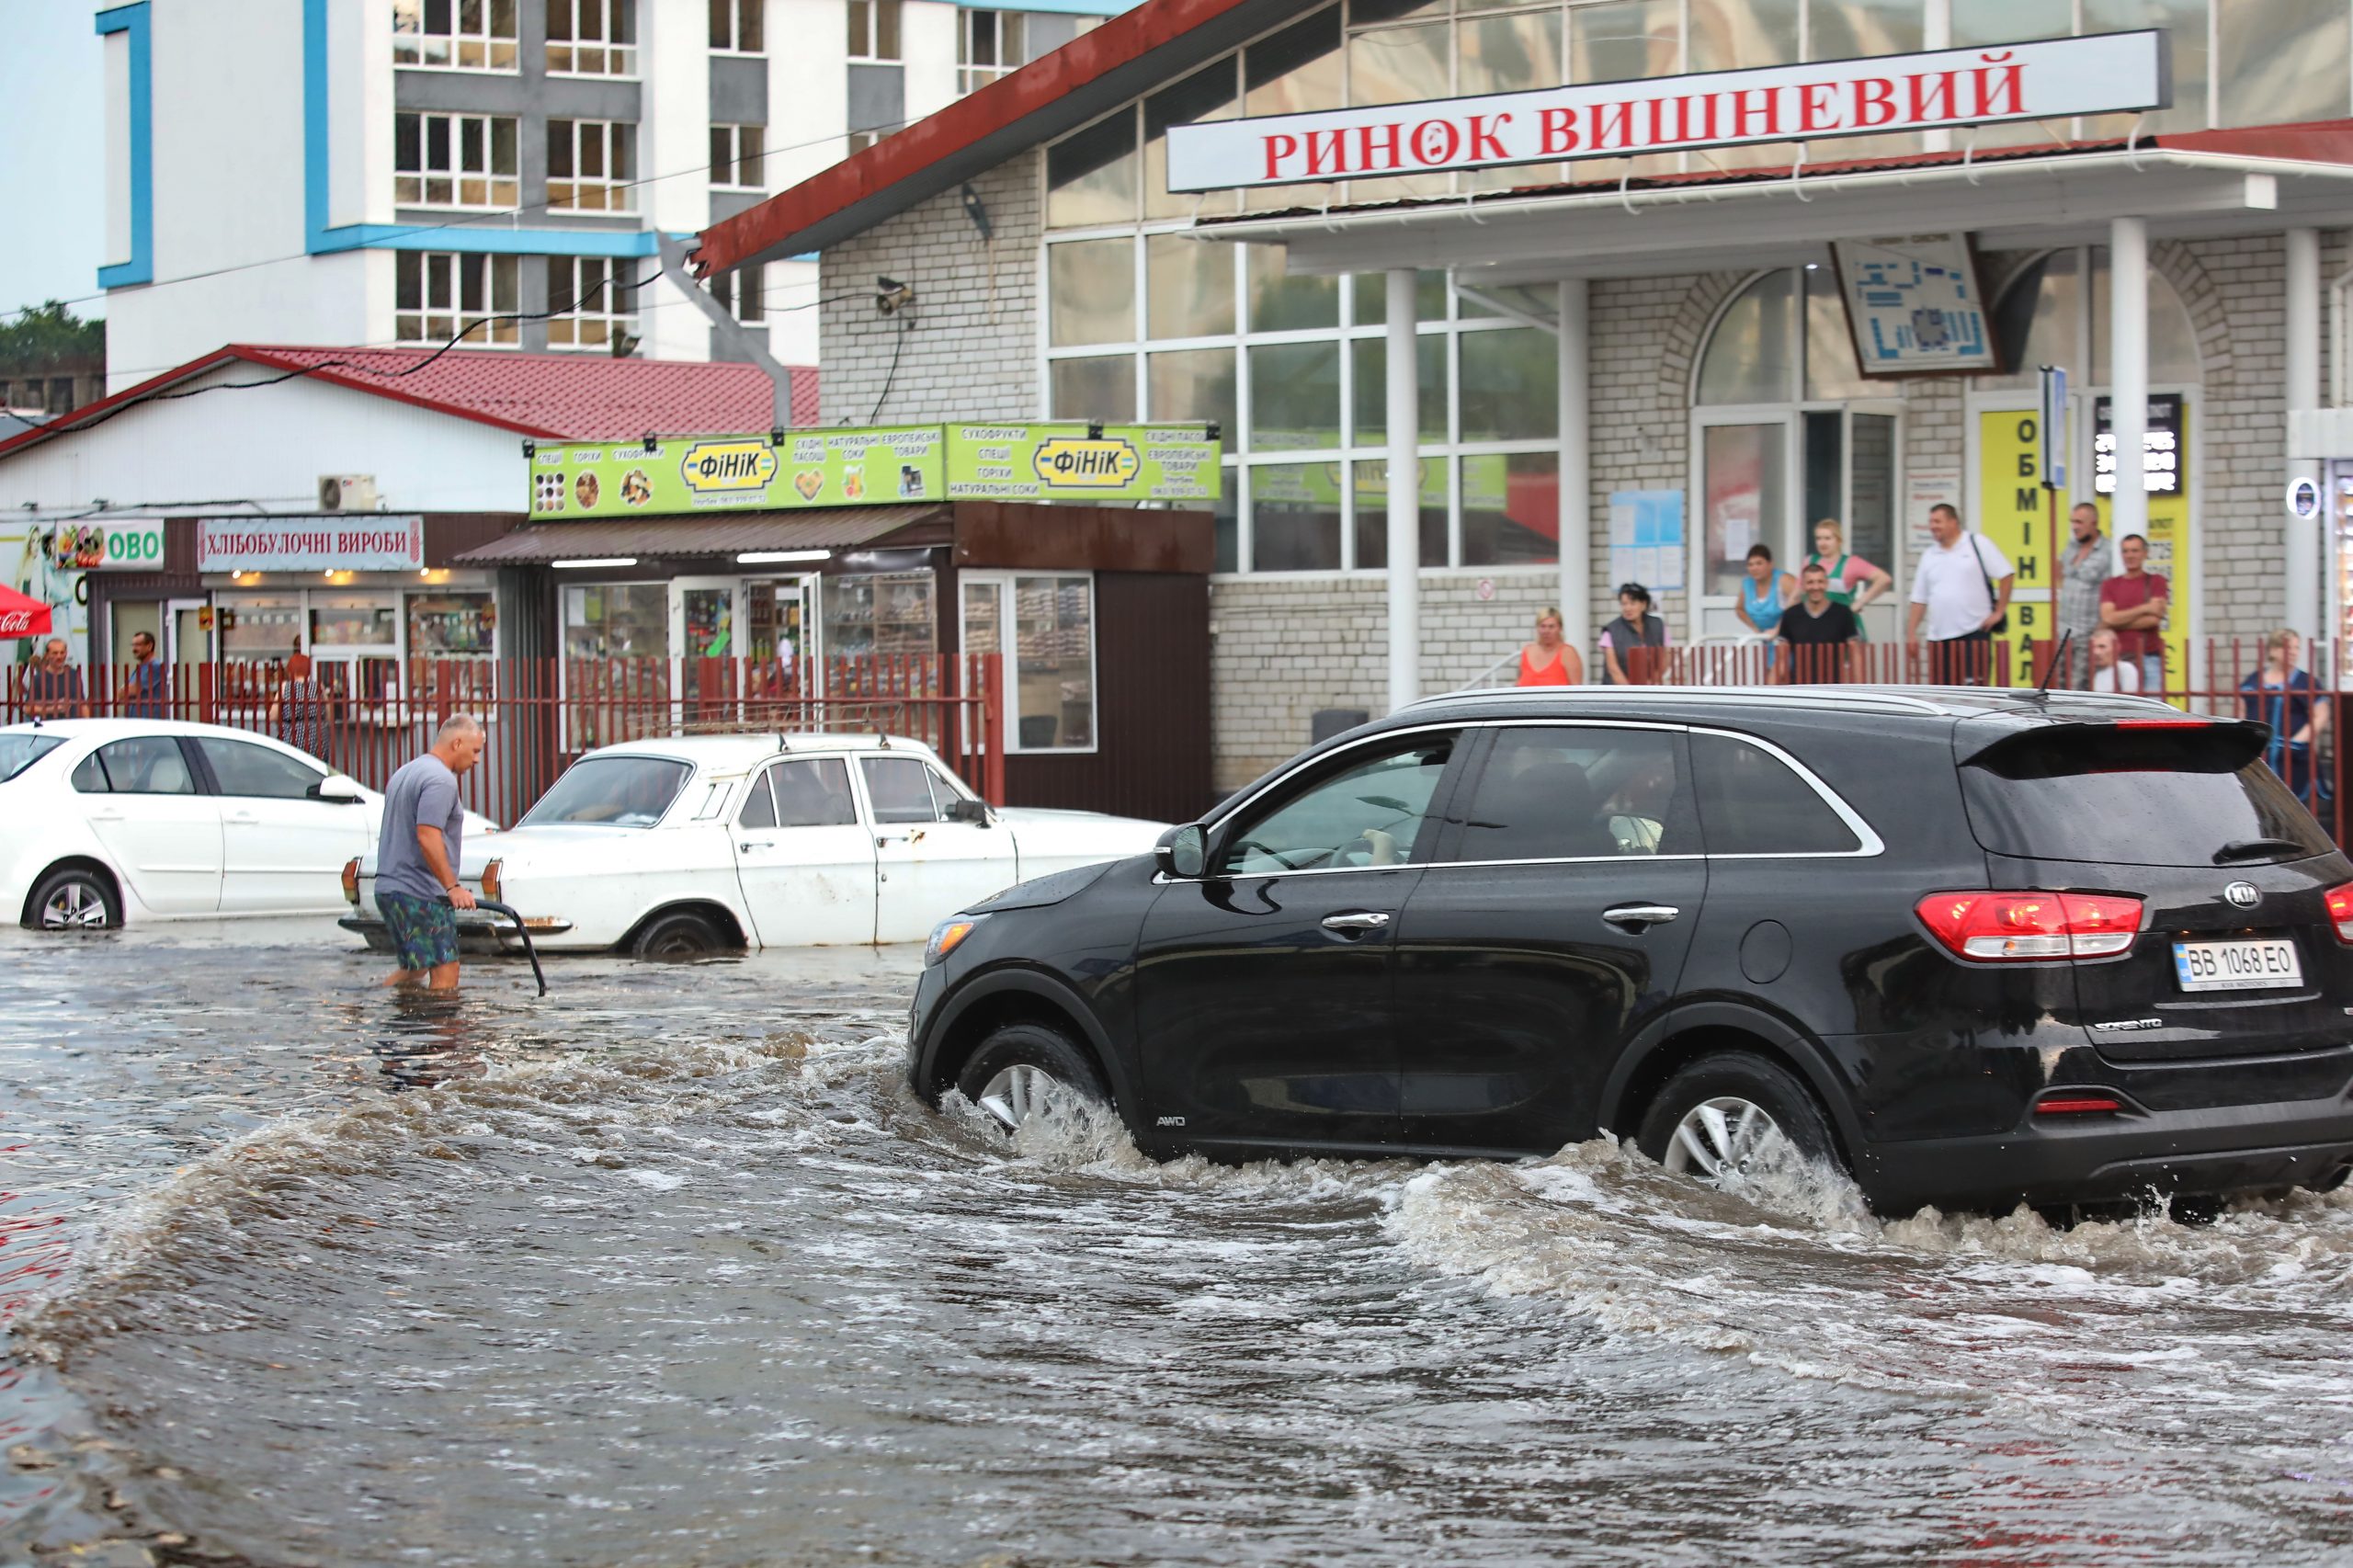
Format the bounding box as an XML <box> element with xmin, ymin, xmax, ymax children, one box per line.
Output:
<box><xmin>1164</xmin><ymin>30</ymin><xmax>2170</xmax><ymax>191</ymax></box>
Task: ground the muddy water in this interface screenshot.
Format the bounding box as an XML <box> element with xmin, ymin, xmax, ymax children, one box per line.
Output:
<box><xmin>6</xmin><ymin>926</ymin><xmax>2353</xmax><ymax>1566</ymax></box>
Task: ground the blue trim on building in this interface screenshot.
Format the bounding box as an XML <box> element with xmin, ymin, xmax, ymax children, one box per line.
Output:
<box><xmin>96</xmin><ymin>3</ymin><xmax>153</xmax><ymax>289</ymax></box>
<box><xmin>300</xmin><ymin>0</ymin><xmax>665</xmax><ymax>262</ymax></box>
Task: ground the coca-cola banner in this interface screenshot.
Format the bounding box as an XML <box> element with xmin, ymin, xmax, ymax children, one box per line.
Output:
<box><xmin>1165</xmin><ymin>30</ymin><xmax>2167</xmax><ymax>192</ymax></box>
<box><xmin>197</xmin><ymin>516</ymin><xmax>426</xmax><ymax>574</ymax></box>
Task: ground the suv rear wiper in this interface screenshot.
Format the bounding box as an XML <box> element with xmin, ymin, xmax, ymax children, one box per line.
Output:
<box><xmin>2212</xmin><ymin>837</ymin><xmax>2303</xmax><ymax>864</ymax></box>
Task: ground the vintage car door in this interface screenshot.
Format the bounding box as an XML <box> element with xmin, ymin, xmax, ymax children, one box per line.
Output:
<box><xmin>731</xmin><ymin>756</ymin><xmax>879</xmax><ymax>946</ymax></box>
<box><xmin>859</xmin><ymin>754</ymin><xmax>1017</xmax><ymax>945</ymax></box>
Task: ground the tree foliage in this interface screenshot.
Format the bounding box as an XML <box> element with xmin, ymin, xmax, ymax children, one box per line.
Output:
<box><xmin>0</xmin><ymin>301</ymin><xmax>105</xmax><ymax>374</ymax></box>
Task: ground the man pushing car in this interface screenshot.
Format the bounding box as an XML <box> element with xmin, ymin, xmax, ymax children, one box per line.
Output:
<box><xmin>377</xmin><ymin>713</ymin><xmax>485</xmax><ymax>991</ymax></box>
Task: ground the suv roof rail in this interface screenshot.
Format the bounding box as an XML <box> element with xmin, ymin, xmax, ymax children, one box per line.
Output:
<box><xmin>1403</xmin><ymin>685</ymin><xmax>1961</xmax><ymax>717</ymax></box>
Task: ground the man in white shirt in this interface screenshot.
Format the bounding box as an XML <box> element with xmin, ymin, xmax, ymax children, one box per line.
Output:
<box><xmin>1904</xmin><ymin>504</ymin><xmax>2016</xmax><ymax>686</ymax></box>
<box><xmin>2087</xmin><ymin>627</ymin><xmax>2142</xmax><ymax>694</ymax></box>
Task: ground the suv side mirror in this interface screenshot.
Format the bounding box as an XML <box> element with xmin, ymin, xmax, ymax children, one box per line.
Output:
<box><xmin>946</xmin><ymin>796</ymin><xmax>992</xmax><ymax>826</ymax></box>
<box><xmin>1155</xmin><ymin>824</ymin><xmax>1208</xmax><ymax>880</ymax></box>
<box><xmin>311</xmin><ymin>774</ymin><xmax>365</xmax><ymax>804</ymax></box>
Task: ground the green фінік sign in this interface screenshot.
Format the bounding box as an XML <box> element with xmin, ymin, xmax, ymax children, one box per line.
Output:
<box><xmin>529</xmin><ymin>424</ymin><xmax>1221</xmax><ymax>517</ymax></box>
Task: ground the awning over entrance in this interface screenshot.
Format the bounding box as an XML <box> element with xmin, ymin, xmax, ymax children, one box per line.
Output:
<box><xmin>453</xmin><ymin>506</ymin><xmax>951</xmax><ymax>564</ymax></box>
<box><xmin>1192</xmin><ymin>123</ymin><xmax>2353</xmax><ymax>285</ymax></box>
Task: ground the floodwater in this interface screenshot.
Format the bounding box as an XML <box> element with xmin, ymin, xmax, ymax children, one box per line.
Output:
<box><xmin>6</xmin><ymin>926</ymin><xmax>2353</xmax><ymax>1567</ymax></box>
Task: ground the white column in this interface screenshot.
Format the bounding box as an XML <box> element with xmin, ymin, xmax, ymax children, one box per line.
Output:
<box><xmin>2287</xmin><ymin>227</ymin><xmax>2324</xmax><ymax>640</ymax></box>
<box><xmin>2109</xmin><ymin>217</ymin><xmax>2151</xmax><ymax>550</ymax></box>
<box><xmin>1386</xmin><ymin>268</ymin><xmax>1420</xmax><ymax>711</ymax></box>
<box><xmin>1558</xmin><ymin>278</ymin><xmax>1592</xmax><ymax>653</ymax></box>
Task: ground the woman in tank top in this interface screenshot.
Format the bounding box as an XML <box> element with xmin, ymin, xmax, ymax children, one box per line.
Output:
<box><xmin>1517</xmin><ymin>607</ymin><xmax>1584</xmax><ymax>687</ymax></box>
<box><xmin>1734</xmin><ymin>543</ymin><xmax>1794</xmax><ymax>675</ymax></box>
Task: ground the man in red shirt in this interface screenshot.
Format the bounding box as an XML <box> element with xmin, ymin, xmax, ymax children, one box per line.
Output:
<box><xmin>2098</xmin><ymin>533</ymin><xmax>2169</xmax><ymax>694</ymax></box>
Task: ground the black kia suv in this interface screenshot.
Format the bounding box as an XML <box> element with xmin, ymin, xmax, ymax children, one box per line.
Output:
<box><xmin>906</xmin><ymin>687</ymin><xmax>2353</xmax><ymax>1215</ymax></box>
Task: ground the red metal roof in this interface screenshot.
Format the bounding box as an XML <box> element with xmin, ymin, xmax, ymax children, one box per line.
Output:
<box><xmin>0</xmin><ymin>346</ymin><xmax>819</xmax><ymax>460</ymax></box>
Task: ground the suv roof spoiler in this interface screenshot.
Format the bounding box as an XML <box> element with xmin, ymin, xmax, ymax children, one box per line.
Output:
<box><xmin>1957</xmin><ymin>714</ymin><xmax>2272</xmax><ymax>768</ymax></box>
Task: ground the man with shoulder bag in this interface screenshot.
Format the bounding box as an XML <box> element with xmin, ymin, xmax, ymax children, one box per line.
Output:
<box><xmin>1904</xmin><ymin>504</ymin><xmax>2015</xmax><ymax>687</ymax></box>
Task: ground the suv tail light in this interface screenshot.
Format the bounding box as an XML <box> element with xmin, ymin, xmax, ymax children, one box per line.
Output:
<box><xmin>1915</xmin><ymin>892</ymin><xmax>2144</xmax><ymax>962</ymax></box>
<box><xmin>2325</xmin><ymin>881</ymin><xmax>2353</xmax><ymax>945</ymax></box>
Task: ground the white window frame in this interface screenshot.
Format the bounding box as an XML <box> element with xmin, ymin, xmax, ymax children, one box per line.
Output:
<box><xmin>710</xmin><ymin>122</ymin><xmax>766</xmax><ymax>191</ymax></box>
<box><xmin>847</xmin><ymin>0</ymin><xmax>901</xmax><ymax>62</ymax></box>
<box><xmin>394</xmin><ymin>252</ymin><xmax>520</xmax><ymax>347</ymax></box>
<box><xmin>393</xmin><ymin>111</ymin><xmax>519</xmax><ymax>210</ymax></box>
<box><xmin>545</xmin><ymin>256</ymin><xmax>641</xmax><ymax>351</ymax></box>
<box><xmin>547</xmin><ymin>119</ymin><xmax>638</xmax><ymax>212</ymax></box>
<box><xmin>958</xmin><ymin>8</ymin><xmax>1024</xmax><ymax>94</ymax></box>
<box><xmin>961</xmin><ymin>571</ymin><xmax>1098</xmax><ymax>756</ymax></box>
<box><xmin>547</xmin><ymin>0</ymin><xmax>637</xmax><ymax>77</ymax></box>
<box><xmin>710</xmin><ymin>0</ymin><xmax>766</xmax><ymax>54</ymax></box>
<box><xmin>392</xmin><ymin>0</ymin><xmax>518</xmax><ymax>72</ymax></box>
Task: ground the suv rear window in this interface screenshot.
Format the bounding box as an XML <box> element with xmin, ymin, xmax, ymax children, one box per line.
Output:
<box><xmin>1961</xmin><ymin>724</ymin><xmax>2335</xmax><ymax>868</ymax></box>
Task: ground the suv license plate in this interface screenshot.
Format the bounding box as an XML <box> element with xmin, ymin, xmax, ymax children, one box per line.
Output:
<box><xmin>2173</xmin><ymin>938</ymin><xmax>2303</xmax><ymax>993</ymax></box>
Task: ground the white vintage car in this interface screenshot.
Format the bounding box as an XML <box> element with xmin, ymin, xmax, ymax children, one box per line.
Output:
<box><xmin>340</xmin><ymin>733</ymin><xmax>1167</xmax><ymax>956</ymax></box>
<box><xmin>0</xmin><ymin>719</ymin><xmax>495</xmax><ymax>928</ymax></box>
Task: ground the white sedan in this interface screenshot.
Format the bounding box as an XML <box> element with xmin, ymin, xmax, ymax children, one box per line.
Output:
<box><xmin>0</xmin><ymin>719</ymin><xmax>496</xmax><ymax>929</ymax></box>
<box><xmin>340</xmin><ymin>733</ymin><xmax>1167</xmax><ymax>956</ymax></box>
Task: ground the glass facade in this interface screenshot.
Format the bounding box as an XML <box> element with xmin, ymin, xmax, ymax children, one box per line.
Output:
<box><xmin>1042</xmin><ymin>0</ymin><xmax>2332</xmax><ymax>576</ymax></box>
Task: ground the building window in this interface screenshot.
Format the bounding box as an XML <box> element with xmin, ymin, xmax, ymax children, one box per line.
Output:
<box><xmin>548</xmin><ymin>119</ymin><xmax>638</xmax><ymax>211</ymax></box>
<box><xmin>958</xmin><ymin>9</ymin><xmax>1025</xmax><ymax>93</ymax></box>
<box><xmin>547</xmin><ymin>0</ymin><xmax>635</xmax><ymax>76</ymax></box>
<box><xmin>392</xmin><ymin>0</ymin><xmax>518</xmax><ymax>71</ymax></box>
<box><xmin>393</xmin><ymin>112</ymin><xmax>519</xmax><ymax>209</ymax></box>
<box><xmin>847</xmin><ymin>0</ymin><xmax>901</xmax><ymax>61</ymax></box>
<box><xmin>961</xmin><ymin>574</ymin><xmax>1096</xmax><ymax>752</ymax></box>
<box><xmin>710</xmin><ymin>269</ymin><xmax>766</xmax><ymax>324</ymax></box>
<box><xmin>710</xmin><ymin>123</ymin><xmax>766</xmax><ymax>190</ymax></box>
<box><xmin>546</xmin><ymin>257</ymin><xmax>640</xmax><ymax>350</ymax></box>
<box><xmin>395</xmin><ymin>253</ymin><xmax>519</xmax><ymax>347</ymax></box>
<box><xmin>710</xmin><ymin>0</ymin><xmax>764</xmax><ymax>52</ymax></box>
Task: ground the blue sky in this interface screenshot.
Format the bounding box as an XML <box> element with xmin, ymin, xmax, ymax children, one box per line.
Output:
<box><xmin>1</xmin><ymin>1</ymin><xmax>105</xmax><ymax>320</ymax></box>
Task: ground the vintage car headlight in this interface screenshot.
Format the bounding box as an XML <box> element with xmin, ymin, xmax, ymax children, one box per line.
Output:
<box><xmin>481</xmin><ymin>858</ymin><xmax>504</xmax><ymax>903</ymax></box>
<box><xmin>924</xmin><ymin>915</ymin><xmax>983</xmax><ymax>967</ymax></box>
<box><xmin>341</xmin><ymin>858</ymin><xmax>360</xmax><ymax>906</ymax></box>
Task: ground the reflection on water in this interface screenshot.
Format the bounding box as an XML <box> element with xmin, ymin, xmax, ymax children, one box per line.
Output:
<box><xmin>6</xmin><ymin>923</ymin><xmax>2353</xmax><ymax>1565</ymax></box>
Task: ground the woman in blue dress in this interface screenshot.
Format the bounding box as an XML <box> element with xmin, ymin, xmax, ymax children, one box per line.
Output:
<box><xmin>1734</xmin><ymin>543</ymin><xmax>1795</xmax><ymax>677</ymax></box>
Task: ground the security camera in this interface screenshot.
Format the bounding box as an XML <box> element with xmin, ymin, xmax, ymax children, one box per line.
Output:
<box><xmin>876</xmin><ymin>276</ymin><xmax>914</xmax><ymax>316</ymax></box>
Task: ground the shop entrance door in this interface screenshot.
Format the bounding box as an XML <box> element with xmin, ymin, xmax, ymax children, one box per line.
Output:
<box><xmin>744</xmin><ymin>576</ymin><xmax>819</xmax><ymax>704</ymax></box>
<box><xmin>1692</xmin><ymin>411</ymin><xmax>1797</xmax><ymax>644</ymax></box>
<box><xmin>168</xmin><ymin>598</ymin><xmax>209</xmax><ymax>716</ymax></box>
<box><xmin>670</xmin><ymin>577</ymin><xmax>742</xmax><ymax>721</ymax></box>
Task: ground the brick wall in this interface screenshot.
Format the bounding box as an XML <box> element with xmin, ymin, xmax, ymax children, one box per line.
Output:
<box><xmin>816</xmin><ymin>152</ymin><xmax>1043</xmax><ymax>425</ymax></box>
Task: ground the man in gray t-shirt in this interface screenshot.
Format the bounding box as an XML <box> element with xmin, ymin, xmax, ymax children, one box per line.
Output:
<box><xmin>376</xmin><ymin>714</ymin><xmax>485</xmax><ymax>988</ymax></box>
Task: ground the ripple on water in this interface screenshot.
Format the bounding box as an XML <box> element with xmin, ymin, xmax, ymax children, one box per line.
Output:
<box><xmin>7</xmin><ymin>931</ymin><xmax>2353</xmax><ymax>1565</ymax></box>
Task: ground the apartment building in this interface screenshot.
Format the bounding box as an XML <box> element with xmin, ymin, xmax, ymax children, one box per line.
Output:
<box><xmin>94</xmin><ymin>0</ymin><xmax>1120</xmax><ymax>387</ymax></box>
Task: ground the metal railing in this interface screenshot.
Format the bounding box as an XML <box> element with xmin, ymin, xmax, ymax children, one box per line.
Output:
<box><xmin>6</xmin><ymin>653</ymin><xmax>1006</xmax><ymax>826</ymax></box>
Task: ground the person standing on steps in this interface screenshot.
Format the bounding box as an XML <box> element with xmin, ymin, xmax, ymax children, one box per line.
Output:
<box><xmin>1516</xmin><ymin>607</ymin><xmax>1585</xmax><ymax>687</ymax></box>
<box><xmin>376</xmin><ymin>714</ymin><xmax>485</xmax><ymax>993</ymax></box>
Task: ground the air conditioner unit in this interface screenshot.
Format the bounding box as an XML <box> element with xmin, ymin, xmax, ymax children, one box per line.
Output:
<box><xmin>319</xmin><ymin>474</ymin><xmax>379</xmax><ymax>511</ymax></box>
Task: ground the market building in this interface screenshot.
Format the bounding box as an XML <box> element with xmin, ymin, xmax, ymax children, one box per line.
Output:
<box><xmin>692</xmin><ymin>0</ymin><xmax>2353</xmax><ymax>792</ymax></box>
<box><xmin>0</xmin><ymin>343</ymin><xmax>801</xmax><ymax>690</ymax></box>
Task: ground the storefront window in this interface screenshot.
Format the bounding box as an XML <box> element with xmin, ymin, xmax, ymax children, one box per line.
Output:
<box><xmin>1244</xmin><ymin>8</ymin><xmax>1343</xmax><ymax>210</ymax></box>
<box><xmin>1459</xmin><ymin>327</ymin><xmax>1557</xmax><ymax>443</ymax></box>
<box><xmin>1146</xmin><ymin>234</ymin><xmax>1234</xmax><ymax>338</ymax></box>
<box><xmin>311</xmin><ymin>593</ymin><xmax>399</xmax><ymax>650</ymax></box>
<box><xmin>564</xmin><ymin>583</ymin><xmax>667</xmax><ymax>660</ymax></box>
<box><xmin>964</xmin><ymin>574</ymin><xmax>1095</xmax><ymax>751</ymax></box>
<box><xmin>1146</xmin><ymin>348</ymin><xmax>1237</xmax><ymax>436</ymax></box>
<box><xmin>1347</xmin><ymin>18</ymin><xmax>1450</xmax><ymax>203</ymax></box>
<box><xmin>1050</xmin><ymin>355</ymin><xmax>1137</xmax><ymax>421</ymax></box>
<box><xmin>1249</xmin><ymin>342</ymin><xmax>1342</xmax><ymax>450</ymax></box>
<box><xmin>1979</xmin><ymin>249</ymin><xmax>2200</xmax><ymax>392</ymax></box>
<box><xmin>2085</xmin><ymin>0</ymin><xmax>2210</xmax><ymax>134</ymax></box>
<box><xmin>1045</xmin><ymin>109</ymin><xmax>1137</xmax><ymax>229</ymax></box>
<box><xmin>408</xmin><ymin>592</ymin><xmax>497</xmax><ymax>656</ymax></box>
<box><xmin>1461</xmin><ymin>451</ymin><xmax>1560</xmax><ymax>567</ymax></box>
<box><xmin>1697</xmin><ymin>269</ymin><xmax>1799</xmax><ymax>405</ymax></box>
<box><xmin>1048</xmin><ymin>237</ymin><xmax>1133</xmax><ymax>347</ymax></box>
<box><xmin>1246</xmin><ymin>247</ymin><xmax>1338</xmax><ymax>333</ymax></box>
<box><xmin>219</xmin><ymin>595</ymin><xmax>304</xmax><ymax>663</ymax></box>
<box><xmin>1351</xmin><ymin>457</ymin><xmax>1448</xmax><ymax>570</ymax></box>
<box><xmin>826</xmin><ymin>571</ymin><xmax>937</xmax><ymax>658</ymax></box>
<box><xmin>1143</xmin><ymin>62</ymin><xmax>1237</xmax><ymax>222</ymax></box>
<box><xmin>1251</xmin><ymin>466</ymin><xmax>1346</xmax><ymax>571</ymax></box>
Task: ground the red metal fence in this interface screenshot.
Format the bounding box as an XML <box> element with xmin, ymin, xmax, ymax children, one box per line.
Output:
<box><xmin>6</xmin><ymin>654</ymin><xmax>1006</xmax><ymax>826</ymax></box>
<box><xmin>1627</xmin><ymin>636</ymin><xmax>2352</xmax><ymax>843</ymax></box>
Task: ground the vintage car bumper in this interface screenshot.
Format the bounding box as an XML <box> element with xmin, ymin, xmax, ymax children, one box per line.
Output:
<box><xmin>338</xmin><ymin>912</ymin><xmax>577</xmax><ymax>955</ymax></box>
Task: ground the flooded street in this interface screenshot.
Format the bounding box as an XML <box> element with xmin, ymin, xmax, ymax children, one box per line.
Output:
<box><xmin>6</xmin><ymin>926</ymin><xmax>2353</xmax><ymax>1566</ymax></box>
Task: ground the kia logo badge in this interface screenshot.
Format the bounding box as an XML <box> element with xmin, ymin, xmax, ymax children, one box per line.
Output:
<box><xmin>2225</xmin><ymin>881</ymin><xmax>2260</xmax><ymax>908</ymax></box>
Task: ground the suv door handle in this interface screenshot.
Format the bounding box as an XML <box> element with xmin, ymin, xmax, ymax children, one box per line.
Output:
<box><xmin>1603</xmin><ymin>903</ymin><xmax>1680</xmax><ymax>929</ymax></box>
<box><xmin>1321</xmin><ymin>911</ymin><xmax>1392</xmax><ymax>932</ymax></box>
